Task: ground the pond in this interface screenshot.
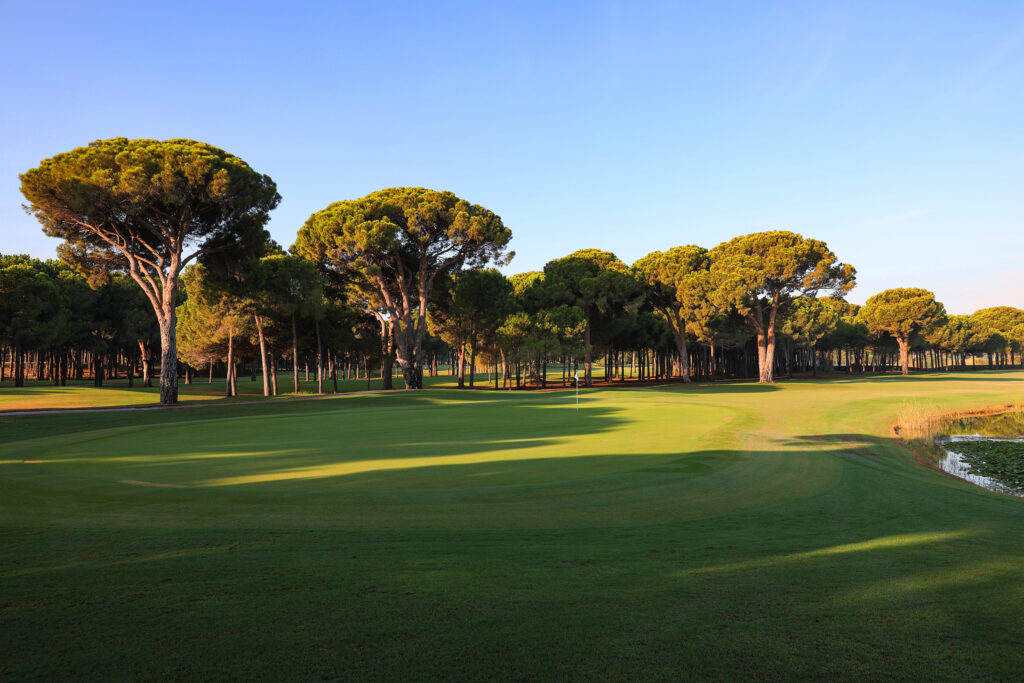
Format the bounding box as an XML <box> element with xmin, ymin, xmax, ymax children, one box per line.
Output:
<box><xmin>933</xmin><ymin>410</ymin><xmax>1024</xmax><ymax>498</ymax></box>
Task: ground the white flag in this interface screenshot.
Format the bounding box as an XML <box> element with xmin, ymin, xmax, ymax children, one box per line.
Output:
<box><xmin>574</xmin><ymin>371</ymin><xmax>579</xmax><ymax>381</ymax></box>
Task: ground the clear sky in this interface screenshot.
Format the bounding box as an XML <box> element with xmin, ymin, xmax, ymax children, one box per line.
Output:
<box><xmin>1</xmin><ymin>1</ymin><xmax>1022</xmax><ymax>313</ymax></box>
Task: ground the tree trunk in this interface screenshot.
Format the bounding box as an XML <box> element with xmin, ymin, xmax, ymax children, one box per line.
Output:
<box><xmin>380</xmin><ymin>320</ymin><xmax>395</xmax><ymax>390</ymax></box>
<box><xmin>156</xmin><ymin>295</ymin><xmax>178</xmax><ymax>404</ymax></box>
<box><xmin>584</xmin><ymin>318</ymin><xmax>593</xmax><ymax>388</ymax></box>
<box><xmin>756</xmin><ymin>331</ymin><xmax>770</xmax><ymax>383</ymax></box>
<box><xmin>315</xmin><ymin>318</ymin><xmax>324</xmax><ymax>395</ymax></box>
<box><xmin>225</xmin><ymin>329</ymin><xmax>235</xmax><ymax>398</ymax></box>
<box><xmin>382</xmin><ymin>353</ymin><xmax>394</xmax><ymax>389</ymax></box>
<box><xmin>331</xmin><ymin>351</ymin><xmax>339</xmax><ymax>394</ymax></box>
<box><xmin>94</xmin><ymin>351</ymin><xmax>104</xmax><ymax>388</ymax></box>
<box><xmin>292</xmin><ymin>312</ymin><xmax>299</xmax><ymax>394</ymax></box>
<box><xmin>14</xmin><ymin>344</ymin><xmax>24</xmax><ymax>387</ymax></box>
<box><xmin>673</xmin><ymin>328</ymin><xmax>691</xmax><ymax>382</ymax></box>
<box><xmin>897</xmin><ymin>335</ymin><xmax>910</xmax><ymax>376</ymax></box>
<box><xmin>139</xmin><ymin>341</ymin><xmax>152</xmax><ymax>387</ymax></box>
<box><xmin>254</xmin><ymin>314</ymin><xmax>270</xmax><ymax>397</ymax></box>
<box><xmin>270</xmin><ymin>352</ymin><xmax>278</xmax><ymax>395</ymax></box>
<box><xmin>399</xmin><ymin>357</ymin><xmax>422</xmax><ymax>390</ymax></box>
<box><xmin>457</xmin><ymin>344</ymin><xmax>466</xmax><ymax>388</ymax></box>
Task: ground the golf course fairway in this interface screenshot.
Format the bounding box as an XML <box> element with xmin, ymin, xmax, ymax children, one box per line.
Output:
<box><xmin>2</xmin><ymin>372</ymin><xmax>1023</xmax><ymax>679</ymax></box>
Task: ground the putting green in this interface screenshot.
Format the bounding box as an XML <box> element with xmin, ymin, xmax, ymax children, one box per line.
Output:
<box><xmin>1</xmin><ymin>372</ymin><xmax>1023</xmax><ymax>679</ymax></box>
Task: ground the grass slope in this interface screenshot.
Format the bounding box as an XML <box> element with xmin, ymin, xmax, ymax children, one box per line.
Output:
<box><xmin>1</xmin><ymin>372</ymin><xmax>1024</xmax><ymax>679</ymax></box>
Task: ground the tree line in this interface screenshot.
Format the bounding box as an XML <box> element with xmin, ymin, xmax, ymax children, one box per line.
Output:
<box><xmin>6</xmin><ymin>137</ymin><xmax>1023</xmax><ymax>403</ymax></box>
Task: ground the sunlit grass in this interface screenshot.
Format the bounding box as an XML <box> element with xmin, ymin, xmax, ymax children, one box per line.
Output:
<box><xmin>0</xmin><ymin>364</ymin><xmax>607</xmax><ymax>411</ymax></box>
<box><xmin>1</xmin><ymin>370</ymin><xmax>1024</xmax><ymax>678</ymax></box>
<box><xmin>679</xmin><ymin>530</ymin><xmax>976</xmax><ymax>575</ymax></box>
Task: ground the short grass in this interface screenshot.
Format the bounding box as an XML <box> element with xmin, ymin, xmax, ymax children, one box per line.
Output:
<box><xmin>0</xmin><ymin>365</ymin><xmax>589</xmax><ymax>411</ymax></box>
<box><xmin>2</xmin><ymin>371</ymin><xmax>1024</xmax><ymax>679</ymax></box>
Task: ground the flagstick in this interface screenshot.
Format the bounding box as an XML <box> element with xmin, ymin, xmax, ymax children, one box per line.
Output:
<box><xmin>575</xmin><ymin>370</ymin><xmax>579</xmax><ymax>412</ymax></box>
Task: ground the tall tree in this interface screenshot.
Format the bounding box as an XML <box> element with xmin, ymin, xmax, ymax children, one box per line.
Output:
<box><xmin>251</xmin><ymin>255</ymin><xmax>324</xmax><ymax>393</ymax></box>
<box><xmin>20</xmin><ymin>138</ymin><xmax>279</xmax><ymax>404</ymax></box>
<box><xmin>709</xmin><ymin>231</ymin><xmax>855</xmax><ymax>383</ymax></box>
<box><xmin>927</xmin><ymin>314</ymin><xmax>975</xmax><ymax>369</ymax></box>
<box><xmin>632</xmin><ymin>246</ymin><xmax>710</xmax><ymax>382</ymax></box>
<box><xmin>1009</xmin><ymin>323</ymin><xmax>1024</xmax><ymax>368</ymax></box>
<box><xmin>858</xmin><ymin>288</ymin><xmax>946</xmax><ymax>376</ymax></box>
<box><xmin>294</xmin><ymin>187</ymin><xmax>512</xmax><ymax>389</ymax></box>
<box><xmin>0</xmin><ymin>264</ymin><xmax>64</xmax><ymax>386</ymax></box>
<box><xmin>780</xmin><ymin>297</ymin><xmax>840</xmax><ymax>376</ymax></box>
<box><xmin>970</xmin><ymin>307</ymin><xmax>1024</xmax><ymax>366</ymax></box>
<box><xmin>543</xmin><ymin>249</ymin><xmax>634</xmax><ymax>387</ymax></box>
<box><xmin>177</xmin><ymin>265</ymin><xmax>254</xmax><ymax>397</ymax></box>
<box><xmin>429</xmin><ymin>269</ymin><xmax>512</xmax><ymax>388</ymax></box>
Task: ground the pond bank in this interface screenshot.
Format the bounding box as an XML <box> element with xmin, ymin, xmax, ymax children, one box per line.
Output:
<box><xmin>893</xmin><ymin>403</ymin><xmax>1024</xmax><ymax>497</ymax></box>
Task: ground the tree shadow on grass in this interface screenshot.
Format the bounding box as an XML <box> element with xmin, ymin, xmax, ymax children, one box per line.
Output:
<box><xmin>4</xmin><ymin>397</ymin><xmax>629</xmax><ymax>488</ymax></box>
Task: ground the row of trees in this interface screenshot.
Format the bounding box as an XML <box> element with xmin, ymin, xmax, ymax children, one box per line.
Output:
<box><xmin>5</xmin><ymin>247</ymin><xmax>1021</xmax><ymax>392</ymax></box>
<box><xmin>10</xmin><ymin>137</ymin><xmax>1023</xmax><ymax>403</ymax></box>
<box><xmin>0</xmin><ymin>255</ymin><xmax>158</xmax><ymax>387</ymax></box>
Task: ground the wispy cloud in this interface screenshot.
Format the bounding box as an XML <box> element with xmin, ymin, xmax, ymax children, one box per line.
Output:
<box><xmin>867</xmin><ymin>209</ymin><xmax>932</xmax><ymax>226</ymax></box>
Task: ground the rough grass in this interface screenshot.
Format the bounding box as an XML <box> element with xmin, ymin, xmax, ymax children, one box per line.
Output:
<box><xmin>2</xmin><ymin>371</ymin><xmax>1024</xmax><ymax>679</ymax></box>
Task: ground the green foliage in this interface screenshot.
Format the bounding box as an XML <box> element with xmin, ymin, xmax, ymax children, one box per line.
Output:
<box><xmin>531</xmin><ymin>304</ymin><xmax>587</xmax><ymax>357</ymax></box>
<box><xmin>632</xmin><ymin>247</ymin><xmax>708</xmax><ymax>309</ymax></box>
<box><xmin>541</xmin><ymin>249</ymin><xmax>638</xmax><ymax>383</ymax></box>
<box><xmin>0</xmin><ymin>263</ymin><xmax>65</xmax><ymax>350</ymax></box>
<box><xmin>19</xmin><ymin>138</ymin><xmax>280</xmax><ymax>403</ymax></box>
<box><xmin>295</xmin><ymin>187</ymin><xmax>512</xmax><ymax>388</ymax></box>
<box><xmin>543</xmin><ymin>249</ymin><xmax>631</xmax><ymax>314</ymax></box>
<box><xmin>20</xmin><ymin>138</ymin><xmax>280</xmax><ymax>283</ymax></box>
<box><xmin>429</xmin><ymin>269</ymin><xmax>513</xmax><ymax>354</ymax></box>
<box><xmin>926</xmin><ymin>314</ymin><xmax>975</xmax><ymax>355</ymax></box>
<box><xmin>708</xmin><ymin>231</ymin><xmax>855</xmax><ymax>320</ymax></box>
<box><xmin>1009</xmin><ymin>323</ymin><xmax>1024</xmax><ymax>353</ymax></box>
<box><xmin>247</xmin><ymin>254</ymin><xmax>324</xmax><ymax>322</ymax></box>
<box><xmin>295</xmin><ymin>187</ymin><xmax>511</xmax><ymax>296</ymax></box>
<box><xmin>632</xmin><ymin>246</ymin><xmax>714</xmax><ymax>378</ymax></box>
<box><xmin>971</xmin><ymin>307</ymin><xmax>1024</xmax><ymax>337</ymax></box>
<box><xmin>781</xmin><ymin>297</ymin><xmax>841</xmax><ymax>348</ymax></box>
<box><xmin>708</xmin><ymin>230</ymin><xmax>854</xmax><ymax>382</ymax></box>
<box><xmin>176</xmin><ymin>265</ymin><xmax>254</xmax><ymax>369</ymax></box>
<box><xmin>493</xmin><ymin>274</ymin><xmax>587</xmax><ymax>380</ymax></box>
<box><xmin>859</xmin><ymin>288</ymin><xmax>946</xmax><ymax>341</ymax></box>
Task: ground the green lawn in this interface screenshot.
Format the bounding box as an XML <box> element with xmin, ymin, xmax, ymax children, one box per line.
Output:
<box><xmin>2</xmin><ymin>372</ymin><xmax>1024</xmax><ymax>679</ymax></box>
<box><xmin>0</xmin><ymin>366</ymin><xmax>587</xmax><ymax>411</ymax></box>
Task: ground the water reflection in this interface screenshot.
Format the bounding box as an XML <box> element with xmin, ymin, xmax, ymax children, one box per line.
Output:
<box><xmin>940</xmin><ymin>409</ymin><xmax>1024</xmax><ymax>439</ymax></box>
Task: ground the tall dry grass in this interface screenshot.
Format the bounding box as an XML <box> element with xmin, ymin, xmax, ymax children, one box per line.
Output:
<box><xmin>894</xmin><ymin>401</ymin><xmax>946</xmax><ymax>441</ymax></box>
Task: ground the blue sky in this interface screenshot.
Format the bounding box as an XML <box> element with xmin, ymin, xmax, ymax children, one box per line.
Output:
<box><xmin>1</xmin><ymin>1</ymin><xmax>1022</xmax><ymax>313</ymax></box>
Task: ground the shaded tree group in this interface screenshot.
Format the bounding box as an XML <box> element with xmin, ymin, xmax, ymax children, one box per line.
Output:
<box><xmin>0</xmin><ymin>255</ymin><xmax>157</xmax><ymax>387</ymax></box>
